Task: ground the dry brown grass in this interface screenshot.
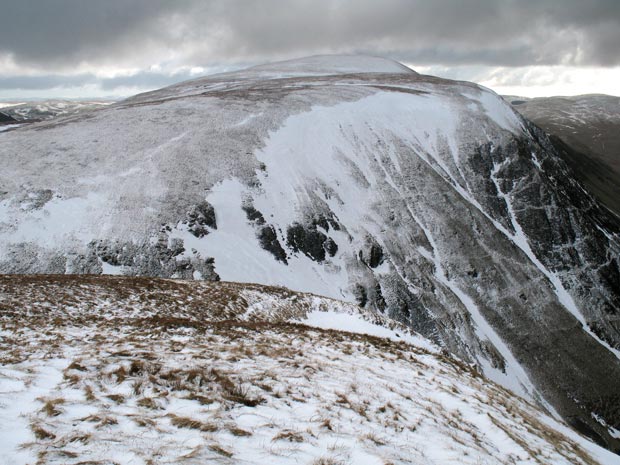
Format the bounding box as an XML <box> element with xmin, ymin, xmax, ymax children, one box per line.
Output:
<box><xmin>361</xmin><ymin>432</ymin><xmax>386</xmax><ymax>446</ymax></box>
<box><xmin>136</xmin><ymin>397</ymin><xmax>161</xmax><ymax>409</ymax></box>
<box><xmin>109</xmin><ymin>365</ymin><xmax>127</xmax><ymax>384</ymax></box>
<box><xmin>83</xmin><ymin>385</ymin><xmax>96</xmax><ymax>402</ymax></box>
<box><xmin>320</xmin><ymin>418</ymin><xmax>333</xmax><ymax>431</ymax></box>
<box><xmin>133</xmin><ymin>417</ymin><xmax>156</xmax><ymax>427</ymax></box>
<box><xmin>66</xmin><ymin>360</ymin><xmax>87</xmax><ymax>371</ymax></box>
<box><xmin>31</xmin><ymin>425</ymin><xmax>56</xmax><ymax>440</ymax></box>
<box><xmin>312</xmin><ymin>457</ymin><xmax>344</xmax><ymax>465</ymax></box>
<box><xmin>40</xmin><ymin>398</ymin><xmax>64</xmax><ymax>417</ymax></box>
<box><xmin>170</xmin><ymin>415</ymin><xmax>218</xmax><ymax>432</ymax></box>
<box><xmin>272</xmin><ymin>430</ymin><xmax>305</xmax><ymax>442</ymax></box>
<box><xmin>208</xmin><ymin>444</ymin><xmax>233</xmax><ymax>458</ymax></box>
<box><xmin>228</xmin><ymin>426</ymin><xmax>252</xmax><ymax>437</ymax></box>
<box><xmin>222</xmin><ymin>383</ymin><xmax>264</xmax><ymax>407</ymax></box>
<box><xmin>184</xmin><ymin>393</ymin><xmax>215</xmax><ymax>405</ymax></box>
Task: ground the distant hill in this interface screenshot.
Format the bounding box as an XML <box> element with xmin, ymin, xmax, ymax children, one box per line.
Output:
<box><xmin>506</xmin><ymin>94</ymin><xmax>620</xmax><ymax>217</ymax></box>
<box><xmin>0</xmin><ymin>99</ymin><xmax>111</xmax><ymax>122</ymax></box>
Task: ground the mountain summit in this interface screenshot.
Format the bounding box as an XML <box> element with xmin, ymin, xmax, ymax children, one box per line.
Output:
<box><xmin>245</xmin><ymin>54</ymin><xmax>417</xmax><ymax>76</ymax></box>
<box><xmin>1</xmin><ymin>55</ymin><xmax>619</xmax><ymax>450</ymax></box>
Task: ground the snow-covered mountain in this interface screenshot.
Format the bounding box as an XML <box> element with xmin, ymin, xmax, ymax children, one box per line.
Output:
<box><xmin>0</xmin><ymin>99</ymin><xmax>111</xmax><ymax>122</ymax></box>
<box><xmin>1</xmin><ymin>55</ymin><xmax>620</xmax><ymax>450</ymax></box>
<box><xmin>1</xmin><ymin>275</ymin><xmax>618</xmax><ymax>465</ymax></box>
<box><xmin>506</xmin><ymin>94</ymin><xmax>620</xmax><ymax>217</ymax></box>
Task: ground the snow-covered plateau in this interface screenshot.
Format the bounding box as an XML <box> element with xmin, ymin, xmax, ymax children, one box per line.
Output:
<box><xmin>0</xmin><ymin>275</ymin><xmax>618</xmax><ymax>465</ymax></box>
<box><xmin>1</xmin><ymin>55</ymin><xmax>620</xmax><ymax>451</ymax></box>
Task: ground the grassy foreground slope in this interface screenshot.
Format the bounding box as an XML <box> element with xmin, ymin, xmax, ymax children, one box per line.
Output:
<box><xmin>0</xmin><ymin>275</ymin><xmax>616</xmax><ymax>465</ymax></box>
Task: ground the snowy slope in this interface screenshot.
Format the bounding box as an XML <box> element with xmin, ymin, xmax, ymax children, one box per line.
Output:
<box><xmin>0</xmin><ymin>274</ymin><xmax>617</xmax><ymax>465</ymax></box>
<box><xmin>1</xmin><ymin>55</ymin><xmax>620</xmax><ymax>449</ymax></box>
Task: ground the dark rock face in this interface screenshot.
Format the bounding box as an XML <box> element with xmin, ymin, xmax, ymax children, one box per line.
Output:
<box><xmin>186</xmin><ymin>201</ymin><xmax>217</xmax><ymax>238</ymax></box>
<box><xmin>359</xmin><ymin>241</ymin><xmax>384</xmax><ymax>268</ymax></box>
<box><xmin>242</xmin><ymin>204</ymin><xmax>266</xmax><ymax>225</ymax></box>
<box><xmin>311</xmin><ymin>213</ymin><xmax>341</xmax><ymax>232</ymax></box>
<box><xmin>0</xmin><ymin>234</ymin><xmax>219</xmax><ymax>281</ymax></box>
<box><xmin>286</xmin><ymin>223</ymin><xmax>337</xmax><ymax>262</ymax></box>
<box><xmin>258</xmin><ymin>225</ymin><xmax>288</xmax><ymax>264</ymax></box>
<box><xmin>324</xmin><ymin>237</ymin><xmax>338</xmax><ymax>257</ymax></box>
<box><xmin>352</xmin><ymin>283</ymin><xmax>368</xmax><ymax>307</ymax></box>
<box><xmin>451</xmin><ymin>123</ymin><xmax>620</xmax><ymax>450</ymax></box>
<box><xmin>91</xmin><ymin>235</ymin><xmax>219</xmax><ymax>280</ymax></box>
<box><xmin>0</xmin><ymin>112</ymin><xmax>16</xmax><ymax>123</ymax></box>
<box><xmin>242</xmin><ymin>203</ymin><xmax>287</xmax><ymax>263</ymax></box>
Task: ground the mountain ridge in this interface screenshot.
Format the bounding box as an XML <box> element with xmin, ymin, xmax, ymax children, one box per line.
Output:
<box><xmin>1</xmin><ymin>55</ymin><xmax>619</xmax><ymax>450</ymax></box>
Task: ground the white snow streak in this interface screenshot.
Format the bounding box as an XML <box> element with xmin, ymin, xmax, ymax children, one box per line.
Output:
<box><xmin>490</xmin><ymin>161</ymin><xmax>620</xmax><ymax>360</ymax></box>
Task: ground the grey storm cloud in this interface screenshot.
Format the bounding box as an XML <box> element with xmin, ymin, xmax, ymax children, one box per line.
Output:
<box><xmin>0</xmin><ymin>70</ymin><xmax>199</xmax><ymax>91</ymax></box>
<box><xmin>1</xmin><ymin>0</ymin><xmax>619</xmax><ymax>96</ymax></box>
<box><xmin>1</xmin><ymin>0</ymin><xmax>620</xmax><ymax>69</ymax></box>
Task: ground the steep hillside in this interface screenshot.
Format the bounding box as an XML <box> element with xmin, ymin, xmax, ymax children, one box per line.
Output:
<box><xmin>1</xmin><ymin>55</ymin><xmax>619</xmax><ymax>448</ymax></box>
<box><xmin>506</xmin><ymin>95</ymin><xmax>620</xmax><ymax>216</ymax></box>
<box><xmin>0</xmin><ymin>275</ymin><xmax>617</xmax><ymax>465</ymax></box>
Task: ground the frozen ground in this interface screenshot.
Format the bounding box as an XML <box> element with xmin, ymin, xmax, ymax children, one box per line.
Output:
<box><xmin>0</xmin><ymin>275</ymin><xmax>617</xmax><ymax>465</ymax></box>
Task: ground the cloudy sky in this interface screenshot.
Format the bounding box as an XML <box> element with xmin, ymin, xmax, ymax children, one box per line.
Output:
<box><xmin>1</xmin><ymin>0</ymin><xmax>619</xmax><ymax>100</ymax></box>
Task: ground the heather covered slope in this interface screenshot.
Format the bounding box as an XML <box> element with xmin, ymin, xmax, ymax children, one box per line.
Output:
<box><xmin>0</xmin><ymin>275</ymin><xmax>617</xmax><ymax>465</ymax></box>
<box><xmin>1</xmin><ymin>55</ymin><xmax>619</xmax><ymax>448</ymax></box>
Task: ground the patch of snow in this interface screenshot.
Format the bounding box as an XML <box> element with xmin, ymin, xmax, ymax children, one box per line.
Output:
<box><xmin>0</xmin><ymin>102</ymin><xmax>25</xmax><ymax>109</ymax></box>
<box><xmin>100</xmin><ymin>261</ymin><xmax>124</xmax><ymax>275</ymax></box>
<box><xmin>169</xmin><ymin>178</ymin><xmax>351</xmax><ymax>300</ymax></box>
<box><xmin>303</xmin><ymin>309</ymin><xmax>437</xmax><ymax>351</ymax></box>
<box><xmin>467</xmin><ymin>88</ymin><xmax>525</xmax><ymax>134</ymax></box>
<box><xmin>0</xmin><ymin>192</ymin><xmax>108</xmax><ymax>253</ymax></box>
<box><xmin>0</xmin><ymin>360</ymin><xmax>67</xmax><ymax>465</ymax></box>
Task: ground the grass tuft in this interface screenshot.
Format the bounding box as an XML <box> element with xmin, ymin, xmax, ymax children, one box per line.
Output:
<box><xmin>208</xmin><ymin>444</ymin><xmax>233</xmax><ymax>458</ymax></box>
<box><xmin>40</xmin><ymin>398</ymin><xmax>65</xmax><ymax>417</ymax></box>
<box><xmin>31</xmin><ymin>425</ymin><xmax>56</xmax><ymax>440</ymax></box>
<box><xmin>272</xmin><ymin>429</ymin><xmax>304</xmax><ymax>442</ymax></box>
<box><xmin>170</xmin><ymin>415</ymin><xmax>218</xmax><ymax>432</ymax></box>
<box><xmin>229</xmin><ymin>427</ymin><xmax>252</xmax><ymax>437</ymax></box>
